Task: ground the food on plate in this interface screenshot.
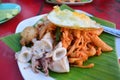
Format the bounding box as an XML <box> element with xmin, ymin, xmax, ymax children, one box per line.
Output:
<box><xmin>15</xmin><ymin>46</ymin><xmax>32</xmax><ymax>63</ymax></box>
<box><xmin>16</xmin><ymin>6</ymin><xmax>113</xmax><ymax>76</ymax></box>
<box><xmin>49</xmin><ymin>56</ymin><xmax>69</xmax><ymax>72</ymax></box>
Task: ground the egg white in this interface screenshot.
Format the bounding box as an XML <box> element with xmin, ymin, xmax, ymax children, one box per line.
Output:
<box><xmin>47</xmin><ymin>6</ymin><xmax>101</xmax><ymax>29</ymax></box>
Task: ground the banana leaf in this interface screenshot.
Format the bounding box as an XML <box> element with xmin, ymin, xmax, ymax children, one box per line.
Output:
<box><xmin>0</xmin><ymin>4</ymin><xmax>120</xmax><ymax>80</ymax></box>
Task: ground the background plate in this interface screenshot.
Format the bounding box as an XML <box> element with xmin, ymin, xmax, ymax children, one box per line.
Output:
<box><xmin>46</xmin><ymin>0</ymin><xmax>93</xmax><ymax>5</ymax></box>
<box><xmin>0</xmin><ymin>3</ymin><xmax>21</xmax><ymax>24</ymax></box>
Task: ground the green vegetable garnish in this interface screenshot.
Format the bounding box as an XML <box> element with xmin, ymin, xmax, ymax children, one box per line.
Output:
<box><xmin>55</xmin><ymin>27</ymin><xmax>61</xmax><ymax>44</ymax></box>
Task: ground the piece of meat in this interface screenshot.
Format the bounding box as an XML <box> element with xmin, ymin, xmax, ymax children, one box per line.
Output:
<box><xmin>20</xmin><ymin>26</ymin><xmax>38</xmax><ymax>46</ymax></box>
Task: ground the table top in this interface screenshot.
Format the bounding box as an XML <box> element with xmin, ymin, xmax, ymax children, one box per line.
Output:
<box><xmin>0</xmin><ymin>0</ymin><xmax>120</xmax><ymax>80</ymax></box>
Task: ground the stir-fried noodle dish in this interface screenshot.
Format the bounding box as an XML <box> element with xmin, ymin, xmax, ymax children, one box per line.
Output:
<box><xmin>15</xmin><ymin>6</ymin><xmax>113</xmax><ymax>76</ymax></box>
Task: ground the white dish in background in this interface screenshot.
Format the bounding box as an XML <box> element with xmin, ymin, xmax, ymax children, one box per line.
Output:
<box><xmin>0</xmin><ymin>3</ymin><xmax>21</xmax><ymax>24</ymax></box>
<box><xmin>46</xmin><ymin>0</ymin><xmax>93</xmax><ymax>5</ymax></box>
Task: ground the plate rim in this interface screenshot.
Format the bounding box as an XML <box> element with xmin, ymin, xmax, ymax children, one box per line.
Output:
<box><xmin>46</xmin><ymin>0</ymin><xmax>93</xmax><ymax>5</ymax></box>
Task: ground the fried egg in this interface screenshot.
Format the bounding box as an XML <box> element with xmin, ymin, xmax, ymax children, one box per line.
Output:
<box><xmin>47</xmin><ymin>6</ymin><xmax>101</xmax><ymax>29</ymax></box>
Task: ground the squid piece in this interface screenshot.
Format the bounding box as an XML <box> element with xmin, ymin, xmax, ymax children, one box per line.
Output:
<box><xmin>32</xmin><ymin>39</ymin><xmax>53</xmax><ymax>58</ymax></box>
<box><xmin>90</xmin><ymin>35</ymin><xmax>113</xmax><ymax>51</ymax></box>
<box><xmin>42</xmin><ymin>32</ymin><xmax>53</xmax><ymax>44</ymax></box>
<box><xmin>52</xmin><ymin>47</ymin><xmax>67</xmax><ymax>61</ymax></box>
<box><xmin>16</xmin><ymin>46</ymin><xmax>32</xmax><ymax>63</ymax></box>
<box><xmin>47</xmin><ymin>42</ymin><xmax>69</xmax><ymax>72</ymax></box>
<box><xmin>32</xmin><ymin>32</ymin><xmax>54</xmax><ymax>58</ymax></box>
<box><xmin>50</xmin><ymin>41</ymin><xmax>67</xmax><ymax>61</ymax></box>
<box><xmin>54</xmin><ymin>41</ymin><xmax>62</xmax><ymax>49</ymax></box>
<box><xmin>45</xmin><ymin>42</ymin><xmax>63</xmax><ymax>58</ymax></box>
<box><xmin>48</xmin><ymin>56</ymin><xmax>70</xmax><ymax>73</ymax></box>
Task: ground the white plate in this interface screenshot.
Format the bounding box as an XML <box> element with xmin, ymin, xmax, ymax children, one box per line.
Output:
<box><xmin>15</xmin><ymin>10</ymin><xmax>120</xmax><ymax>80</ymax></box>
<box><xmin>46</xmin><ymin>0</ymin><xmax>93</xmax><ymax>5</ymax></box>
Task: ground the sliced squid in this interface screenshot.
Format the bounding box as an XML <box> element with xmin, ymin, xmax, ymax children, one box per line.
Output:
<box><xmin>45</xmin><ymin>41</ymin><xmax>63</xmax><ymax>58</ymax></box>
<box><xmin>32</xmin><ymin>39</ymin><xmax>53</xmax><ymax>58</ymax></box>
<box><xmin>54</xmin><ymin>41</ymin><xmax>62</xmax><ymax>49</ymax></box>
<box><xmin>32</xmin><ymin>32</ymin><xmax>54</xmax><ymax>59</ymax></box>
<box><xmin>47</xmin><ymin>41</ymin><xmax>66</xmax><ymax>61</ymax></box>
<box><xmin>16</xmin><ymin>46</ymin><xmax>32</xmax><ymax>63</ymax></box>
<box><xmin>42</xmin><ymin>32</ymin><xmax>53</xmax><ymax>44</ymax></box>
<box><xmin>48</xmin><ymin>56</ymin><xmax>70</xmax><ymax>73</ymax></box>
<box><xmin>52</xmin><ymin>47</ymin><xmax>67</xmax><ymax>61</ymax></box>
